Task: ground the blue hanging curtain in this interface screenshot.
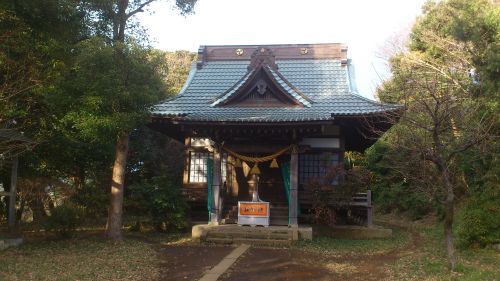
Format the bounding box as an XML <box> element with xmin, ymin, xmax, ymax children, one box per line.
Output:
<box><xmin>280</xmin><ymin>162</ymin><xmax>291</xmax><ymax>225</ymax></box>
<box><xmin>207</xmin><ymin>158</ymin><xmax>213</xmax><ymax>223</ymax></box>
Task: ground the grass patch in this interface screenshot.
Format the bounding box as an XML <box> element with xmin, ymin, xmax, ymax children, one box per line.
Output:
<box><xmin>293</xmin><ymin>226</ymin><xmax>409</xmax><ymax>256</ymax></box>
<box><xmin>0</xmin><ymin>232</ymin><xmax>190</xmax><ymax>281</ymax></box>
<box><xmin>389</xmin><ymin>224</ymin><xmax>500</xmax><ymax>281</ymax></box>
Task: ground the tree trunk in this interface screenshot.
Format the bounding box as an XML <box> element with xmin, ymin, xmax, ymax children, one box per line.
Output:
<box><xmin>105</xmin><ymin>132</ymin><xmax>129</xmax><ymax>240</ymax></box>
<box><xmin>432</xmin><ymin>119</ymin><xmax>457</xmax><ymax>271</ymax></box>
<box><xmin>116</xmin><ymin>0</ymin><xmax>128</xmax><ymax>42</ymax></box>
<box><xmin>442</xmin><ymin>167</ymin><xmax>456</xmax><ymax>271</ymax></box>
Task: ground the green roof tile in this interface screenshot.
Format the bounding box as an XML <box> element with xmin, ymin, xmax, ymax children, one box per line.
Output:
<box><xmin>151</xmin><ymin>59</ymin><xmax>401</xmax><ymax>122</ymax></box>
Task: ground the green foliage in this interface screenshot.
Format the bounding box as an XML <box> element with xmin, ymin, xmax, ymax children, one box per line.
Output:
<box><xmin>365</xmin><ymin>139</ymin><xmax>439</xmax><ymax>219</ymax></box>
<box><xmin>70</xmin><ymin>184</ymin><xmax>109</xmax><ymax>219</ymax></box>
<box><xmin>45</xmin><ymin>204</ymin><xmax>83</xmax><ymax>238</ymax></box>
<box><xmin>160</xmin><ymin>50</ymin><xmax>197</xmax><ymax>95</ymax></box>
<box><xmin>0</xmin><ymin>0</ymin><xmax>88</xmax><ymax>135</ymax></box>
<box><xmin>127</xmin><ymin>126</ymin><xmax>184</xmax><ymax>184</ymax></box>
<box><xmin>1</xmin><ymin>0</ymin><xmax>198</xmax><ymax>232</ymax></box>
<box><xmin>52</xmin><ymin>37</ymin><xmax>167</xmax><ymax>140</ymax></box>
<box><xmin>306</xmin><ymin>164</ymin><xmax>371</xmax><ymax>225</ymax></box>
<box><xmin>412</xmin><ymin>0</ymin><xmax>500</xmax><ymax>93</ymax></box>
<box><xmin>374</xmin><ymin>182</ymin><xmax>433</xmax><ymax>220</ymax></box>
<box><xmin>369</xmin><ymin>0</ymin><xmax>499</xmax><ymax>230</ymax></box>
<box><xmin>128</xmin><ymin>176</ymin><xmax>187</xmax><ymax>231</ymax></box>
<box><xmin>457</xmin><ymin>187</ymin><xmax>500</xmax><ymax>248</ymax></box>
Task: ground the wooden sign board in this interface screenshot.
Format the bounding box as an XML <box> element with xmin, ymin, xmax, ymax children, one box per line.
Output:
<box><xmin>238</xmin><ymin>201</ymin><xmax>270</xmax><ymax>226</ymax></box>
<box><xmin>239</xmin><ymin>202</ymin><xmax>268</xmax><ymax>217</ymax></box>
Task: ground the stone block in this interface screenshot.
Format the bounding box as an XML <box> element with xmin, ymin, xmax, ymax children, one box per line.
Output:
<box><xmin>298</xmin><ymin>227</ymin><xmax>313</xmax><ymax>240</ymax></box>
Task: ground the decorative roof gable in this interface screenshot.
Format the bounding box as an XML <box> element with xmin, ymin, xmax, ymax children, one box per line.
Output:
<box><xmin>211</xmin><ymin>48</ymin><xmax>311</xmax><ymax>108</ymax></box>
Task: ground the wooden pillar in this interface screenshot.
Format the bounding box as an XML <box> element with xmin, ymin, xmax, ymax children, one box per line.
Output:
<box><xmin>289</xmin><ymin>147</ymin><xmax>299</xmax><ymax>227</ymax></box>
<box><xmin>8</xmin><ymin>157</ymin><xmax>19</xmax><ymax>229</ymax></box>
<box><xmin>210</xmin><ymin>146</ymin><xmax>222</xmax><ymax>225</ymax></box>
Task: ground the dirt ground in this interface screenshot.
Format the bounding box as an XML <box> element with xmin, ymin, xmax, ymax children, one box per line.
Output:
<box><xmin>157</xmin><ymin>245</ymin><xmax>235</xmax><ymax>281</ymax></box>
<box><xmin>157</xmin><ymin>229</ymin><xmax>421</xmax><ymax>281</ymax></box>
<box><xmin>155</xmin><ymin>244</ymin><xmax>408</xmax><ymax>281</ymax></box>
<box><xmin>218</xmin><ymin>247</ymin><xmax>403</xmax><ymax>281</ymax></box>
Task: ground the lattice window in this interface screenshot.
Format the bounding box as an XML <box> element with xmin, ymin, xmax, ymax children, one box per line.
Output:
<box><xmin>189</xmin><ymin>152</ymin><xmax>211</xmax><ymax>183</ymax></box>
<box><xmin>188</xmin><ymin>152</ymin><xmax>227</xmax><ymax>183</ymax></box>
<box><xmin>299</xmin><ymin>152</ymin><xmax>340</xmax><ymax>185</ymax></box>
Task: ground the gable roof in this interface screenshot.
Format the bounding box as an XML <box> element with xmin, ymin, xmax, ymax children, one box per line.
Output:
<box><xmin>211</xmin><ymin>65</ymin><xmax>312</xmax><ymax>107</ymax></box>
<box><xmin>151</xmin><ymin>44</ymin><xmax>401</xmax><ymax>123</ymax></box>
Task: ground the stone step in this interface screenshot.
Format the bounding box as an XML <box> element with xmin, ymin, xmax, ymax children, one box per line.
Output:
<box><xmin>204</xmin><ymin>237</ymin><xmax>234</xmax><ymax>245</ymax></box>
<box><xmin>207</xmin><ymin>231</ymin><xmax>290</xmax><ymax>240</ymax></box>
<box><xmin>270</xmin><ymin>215</ymin><xmax>289</xmax><ymax>219</ymax></box>
<box><xmin>270</xmin><ymin>220</ymin><xmax>289</xmax><ymax>226</ymax></box>
<box><xmin>208</xmin><ymin>226</ymin><xmax>291</xmax><ymax>234</ymax></box>
<box><xmin>207</xmin><ymin>228</ymin><xmax>291</xmax><ymax>235</ymax></box>
<box><xmin>232</xmin><ymin>238</ymin><xmax>292</xmax><ymax>247</ymax></box>
<box><xmin>205</xmin><ymin>237</ymin><xmax>292</xmax><ymax>247</ymax></box>
<box><xmin>221</xmin><ymin>218</ymin><xmax>237</xmax><ymax>224</ymax></box>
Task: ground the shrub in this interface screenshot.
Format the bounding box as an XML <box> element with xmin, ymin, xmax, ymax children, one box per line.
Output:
<box><xmin>373</xmin><ymin>182</ymin><xmax>433</xmax><ymax>220</ymax></box>
<box><xmin>128</xmin><ymin>176</ymin><xmax>187</xmax><ymax>231</ymax></box>
<box><xmin>306</xmin><ymin>164</ymin><xmax>370</xmax><ymax>226</ymax></box>
<box><xmin>70</xmin><ymin>183</ymin><xmax>108</xmax><ymax>219</ymax></box>
<box><xmin>457</xmin><ymin>187</ymin><xmax>500</xmax><ymax>248</ymax></box>
<box><xmin>45</xmin><ymin>204</ymin><xmax>83</xmax><ymax>238</ymax></box>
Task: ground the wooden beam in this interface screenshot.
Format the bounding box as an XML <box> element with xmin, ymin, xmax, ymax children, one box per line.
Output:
<box><xmin>8</xmin><ymin>157</ymin><xmax>18</xmax><ymax>228</ymax></box>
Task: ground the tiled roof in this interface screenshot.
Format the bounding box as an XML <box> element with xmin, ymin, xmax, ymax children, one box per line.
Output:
<box><xmin>152</xmin><ymin>57</ymin><xmax>401</xmax><ymax>123</ymax></box>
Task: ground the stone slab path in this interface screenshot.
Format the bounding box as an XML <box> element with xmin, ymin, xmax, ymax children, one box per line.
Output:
<box><xmin>198</xmin><ymin>244</ymin><xmax>251</xmax><ymax>281</ymax></box>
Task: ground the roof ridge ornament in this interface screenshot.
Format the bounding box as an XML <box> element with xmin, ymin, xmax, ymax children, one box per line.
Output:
<box><xmin>248</xmin><ymin>47</ymin><xmax>278</xmax><ymax>71</ymax></box>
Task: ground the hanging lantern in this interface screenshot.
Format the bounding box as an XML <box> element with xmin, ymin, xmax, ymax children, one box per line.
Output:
<box><xmin>250</xmin><ymin>163</ymin><xmax>261</xmax><ymax>175</ymax></box>
<box><xmin>235</xmin><ymin>158</ymin><xmax>242</xmax><ymax>167</ymax></box>
<box><xmin>269</xmin><ymin>158</ymin><xmax>279</xmax><ymax>168</ymax></box>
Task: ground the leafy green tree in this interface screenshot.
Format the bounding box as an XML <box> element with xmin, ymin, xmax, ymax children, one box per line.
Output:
<box><xmin>160</xmin><ymin>50</ymin><xmax>197</xmax><ymax>95</ymax></box>
<box><xmin>52</xmin><ymin>36</ymin><xmax>169</xmax><ymax>239</ymax></box>
<box><xmin>1</xmin><ymin>1</ymin><xmax>197</xmax><ymax>233</ymax></box>
<box><xmin>64</xmin><ymin>0</ymin><xmax>198</xmax><ymax>240</ymax></box>
<box><xmin>370</xmin><ymin>0</ymin><xmax>498</xmax><ymax>271</ymax></box>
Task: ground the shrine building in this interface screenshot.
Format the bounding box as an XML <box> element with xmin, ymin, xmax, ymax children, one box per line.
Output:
<box><xmin>149</xmin><ymin>44</ymin><xmax>400</xmax><ymax>228</ymax></box>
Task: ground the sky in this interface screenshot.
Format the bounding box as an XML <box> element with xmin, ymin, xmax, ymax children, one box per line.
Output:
<box><xmin>137</xmin><ymin>0</ymin><xmax>428</xmax><ymax>99</ymax></box>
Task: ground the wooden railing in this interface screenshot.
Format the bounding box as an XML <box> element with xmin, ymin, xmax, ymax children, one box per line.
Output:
<box><xmin>298</xmin><ymin>190</ymin><xmax>373</xmax><ymax>226</ymax></box>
